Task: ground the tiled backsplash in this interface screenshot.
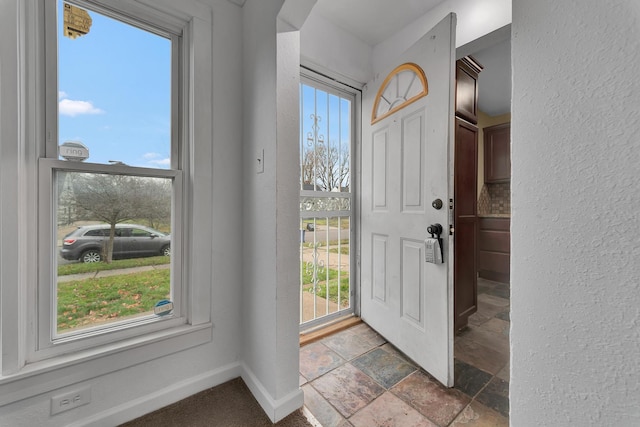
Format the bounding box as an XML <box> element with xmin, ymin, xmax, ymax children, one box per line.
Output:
<box><xmin>478</xmin><ymin>182</ymin><xmax>511</xmax><ymax>216</ymax></box>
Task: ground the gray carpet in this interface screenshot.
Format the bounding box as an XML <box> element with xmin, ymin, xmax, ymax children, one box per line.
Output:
<box><xmin>120</xmin><ymin>377</ymin><xmax>313</xmax><ymax>427</ymax></box>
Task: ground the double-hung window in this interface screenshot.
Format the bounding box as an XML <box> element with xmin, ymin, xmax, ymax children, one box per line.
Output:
<box><xmin>29</xmin><ymin>0</ymin><xmax>211</xmax><ymax>362</ymax></box>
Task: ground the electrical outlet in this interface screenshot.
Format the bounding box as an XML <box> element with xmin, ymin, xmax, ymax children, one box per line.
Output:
<box><xmin>51</xmin><ymin>385</ymin><xmax>91</xmax><ymax>415</ymax></box>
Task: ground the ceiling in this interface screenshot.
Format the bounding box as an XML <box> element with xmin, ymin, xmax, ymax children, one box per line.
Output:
<box><xmin>312</xmin><ymin>0</ymin><xmax>511</xmax><ymax>116</ymax></box>
<box><xmin>312</xmin><ymin>0</ymin><xmax>444</xmax><ymax>46</ymax></box>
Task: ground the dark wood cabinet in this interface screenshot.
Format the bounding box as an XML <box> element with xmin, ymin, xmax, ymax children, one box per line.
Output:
<box><xmin>455</xmin><ymin>56</ymin><xmax>482</xmax><ymax>125</ymax></box>
<box><xmin>454</xmin><ymin>118</ymin><xmax>478</xmax><ymax>331</ymax></box>
<box><xmin>454</xmin><ymin>57</ymin><xmax>482</xmax><ymax>331</ymax></box>
<box><xmin>484</xmin><ymin>123</ymin><xmax>511</xmax><ymax>183</ymax></box>
<box><xmin>478</xmin><ymin>218</ymin><xmax>510</xmax><ymax>283</ymax></box>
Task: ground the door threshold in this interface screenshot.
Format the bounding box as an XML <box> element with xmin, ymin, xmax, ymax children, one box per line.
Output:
<box><xmin>299</xmin><ymin>315</ymin><xmax>362</xmax><ymax>347</ymax></box>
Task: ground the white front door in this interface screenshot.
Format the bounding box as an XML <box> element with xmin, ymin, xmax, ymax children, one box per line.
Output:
<box><xmin>360</xmin><ymin>14</ymin><xmax>456</xmax><ymax>386</ymax></box>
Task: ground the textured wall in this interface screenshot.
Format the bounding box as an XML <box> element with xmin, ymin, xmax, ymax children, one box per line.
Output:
<box><xmin>511</xmin><ymin>0</ymin><xmax>640</xmax><ymax>424</ymax></box>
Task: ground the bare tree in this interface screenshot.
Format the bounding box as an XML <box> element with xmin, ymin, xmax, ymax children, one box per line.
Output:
<box><xmin>137</xmin><ymin>178</ymin><xmax>172</xmax><ymax>230</ymax></box>
<box><xmin>69</xmin><ymin>173</ymin><xmax>166</xmax><ymax>263</ymax></box>
<box><xmin>301</xmin><ymin>142</ymin><xmax>350</xmax><ymax>192</ymax></box>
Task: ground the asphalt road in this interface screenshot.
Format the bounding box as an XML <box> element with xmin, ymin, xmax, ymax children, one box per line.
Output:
<box><xmin>300</xmin><ymin>226</ymin><xmax>349</xmax><ymax>244</ymax></box>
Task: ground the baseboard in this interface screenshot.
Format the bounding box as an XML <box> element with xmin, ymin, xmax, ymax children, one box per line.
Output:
<box><xmin>241</xmin><ymin>363</ymin><xmax>304</xmax><ymax>423</ymax></box>
<box><xmin>72</xmin><ymin>361</ymin><xmax>243</xmax><ymax>427</ymax></box>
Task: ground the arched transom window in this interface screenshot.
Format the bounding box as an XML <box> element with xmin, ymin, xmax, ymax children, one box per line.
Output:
<box><xmin>371</xmin><ymin>62</ymin><xmax>428</xmax><ymax>124</ymax></box>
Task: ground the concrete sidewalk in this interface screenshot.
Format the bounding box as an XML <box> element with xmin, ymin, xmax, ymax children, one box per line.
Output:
<box><xmin>57</xmin><ymin>263</ymin><xmax>170</xmax><ymax>283</ymax></box>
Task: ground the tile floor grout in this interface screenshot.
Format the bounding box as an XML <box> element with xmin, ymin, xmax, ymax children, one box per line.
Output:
<box><xmin>299</xmin><ymin>278</ymin><xmax>510</xmax><ymax>427</ymax></box>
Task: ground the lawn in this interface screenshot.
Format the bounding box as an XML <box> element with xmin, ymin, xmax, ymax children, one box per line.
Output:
<box><xmin>57</xmin><ymin>268</ymin><xmax>170</xmax><ymax>332</ymax></box>
<box><xmin>56</xmin><ymin>257</ymin><xmax>348</xmax><ymax>332</ymax></box>
<box><xmin>302</xmin><ymin>263</ymin><xmax>350</xmax><ymax>307</ymax></box>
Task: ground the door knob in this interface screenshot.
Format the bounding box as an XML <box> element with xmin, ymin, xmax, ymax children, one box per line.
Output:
<box><xmin>427</xmin><ymin>223</ymin><xmax>443</xmax><ymax>237</ymax></box>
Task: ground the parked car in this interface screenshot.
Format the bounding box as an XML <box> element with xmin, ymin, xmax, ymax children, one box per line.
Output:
<box><xmin>60</xmin><ymin>224</ymin><xmax>171</xmax><ymax>263</ymax></box>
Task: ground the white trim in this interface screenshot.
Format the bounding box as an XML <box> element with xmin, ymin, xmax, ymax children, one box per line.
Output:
<box><xmin>34</xmin><ymin>0</ymin><xmax>192</xmax><ymax>359</ymax></box>
<box><xmin>241</xmin><ymin>363</ymin><xmax>304</xmax><ymax>423</ymax></box>
<box><xmin>301</xmin><ymin>56</ymin><xmax>365</xmax><ymax>90</ymax></box>
<box><xmin>0</xmin><ymin>323</ymin><xmax>212</xmax><ymax>406</ymax></box>
<box><xmin>2</xmin><ymin>0</ymin><xmax>215</xmax><ymax>382</ymax></box>
<box><xmin>298</xmin><ymin>68</ymin><xmax>361</xmax><ymax>329</ymax></box>
<box><xmin>68</xmin><ymin>361</ymin><xmax>241</xmax><ymax>426</ymax></box>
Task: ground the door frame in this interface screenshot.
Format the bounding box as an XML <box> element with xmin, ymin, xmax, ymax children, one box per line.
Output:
<box><xmin>298</xmin><ymin>66</ymin><xmax>363</xmax><ymax>330</ymax></box>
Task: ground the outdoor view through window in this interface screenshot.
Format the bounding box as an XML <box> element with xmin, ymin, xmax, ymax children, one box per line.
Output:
<box><xmin>299</xmin><ymin>81</ymin><xmax>353</xmax><ymax>325</ymax></box>
<box><xmin>55</xmin><ymin>2</ymin><xmax>174</xmax><ymax>335</ymax></box>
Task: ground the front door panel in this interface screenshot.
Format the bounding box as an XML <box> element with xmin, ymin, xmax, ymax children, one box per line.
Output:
<box><xmin>360</xmin><ymin>14</ymin><xmax>456</xmax><ymax>386</ymax></box>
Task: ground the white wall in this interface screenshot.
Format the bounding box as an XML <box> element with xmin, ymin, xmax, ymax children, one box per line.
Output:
<box><xmin>300</xmin><ymin>12</ymin><xmax>372</xmax><ymax>86</ymax></box>
<box><xmin>511</xmin><ymin>0</ymin><xmax>640</xmax><ymax>424</ymax></box>
<box><xmin>0</xmin><ymin>0</ymin><xmax>246</xmax><ymax>425</ymax></box>
<box><xmin>373</xmin><ymin>0</ymin><xmax>510</xmax><ymax>74</ymax></box>
<box><xmin>301</xmin><ymin>0</ymin><xmax>511</xmax><ymax>86</ymax></box>
<box><xmin>240</xmin><ymin>0</ymin><xmax>306</xmax><ymax>422</ymax></box>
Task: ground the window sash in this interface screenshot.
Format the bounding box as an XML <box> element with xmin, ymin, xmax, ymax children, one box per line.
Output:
<box><xmin>1</xmin><ymin>0</ymin><xmax>212</xmax><ymax>383</ymax></box>
<box><xmin>36</xmin><ymin>159</ymin><xmax>185</xmax><ymax>356</ymax></box>
<box><xmin>33</xmin><ymin>0</ymin><xmax>187</xmax><ymax>360</ymax></box>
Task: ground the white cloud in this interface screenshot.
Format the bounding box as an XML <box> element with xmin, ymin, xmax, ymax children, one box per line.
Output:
<box><xmin>58</xmin><ymin>91</ymin><xmax>68</xmax><ymax>100</ymax></box>
<box><xmin>59</xmin><ymin>98</ymin><xmax>104</xmax><ymax>117</ymax></box>
<box><xmin>148</xmin><ymin>158</ymin><xmax>170</xmax><ymax>166</ymax></box>
<box><xmin>143</xmin><ymin>152</ymin><xmax>170</xmax><ymax>166</ymax></box>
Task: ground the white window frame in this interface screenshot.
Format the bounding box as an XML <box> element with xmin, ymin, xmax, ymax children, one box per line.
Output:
<box><xmin>0</xmin><ymin>0</ymin><xmax>213</xmax><ymax>392</ymax></box>
<box><xmin>298</xmin><ymin>67</ymin><xmax>362</xmax><ymax>329</ymax></box>
<box><xmin>35</xmin><ymin>0</ymin><xmax>187</xmax><ymax>358</ymax></box>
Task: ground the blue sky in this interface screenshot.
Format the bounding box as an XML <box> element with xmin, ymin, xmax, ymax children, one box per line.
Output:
<box><xmin>58</xmin><ymin>3</ymin><xmax>351</xmax><ymax>172</ymax></box>
<box><xmin>300</xmin><ymin>83</ymin><xmax>351</xmax><ymax>156</ymax></box>
<box><xmin>58</xmin><ymin>2</ymin><xmax>171</xmax><ymax>168</ymax></box>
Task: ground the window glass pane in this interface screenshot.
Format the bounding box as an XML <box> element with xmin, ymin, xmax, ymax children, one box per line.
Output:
<box><xmin>57</xmin><ymin>2</ymin><xmax>171</xmax><ymax>168</ymax></box>
<box><xmin>56</xmin><ymin>171</ymin><xmax>172</xmax><ymax>334</ymax></box>
<box><xmin>300</xmin><ymin>216</ymin><xmax>351</xmax><ymax>323</ymax></box>
<box><xmin>300</xmin><ymin>84</ymin><xmax>351</xmax><ymax>192</ymax></box>
<box><xmin>299</xmin><ymin>79</ymin><xmax>353</xmax><ymax>327</ymax></box>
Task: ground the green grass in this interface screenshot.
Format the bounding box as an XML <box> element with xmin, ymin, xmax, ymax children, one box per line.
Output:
<box><xmin>57</xmin><ymin>269</ymin><xmax>170</xmax><ymax>332</ymax></box>
<box><xmin>329</xmin><ymin>245</ymin><xmax>350</xmax><ymax>255</ymax></box>
<box><xmin>58</xmin><ymin>256</ymin><xmax>170</xmax><ymax>276</ymax></box>
<box><xmin>302</xmin><ymin>263</ymin><xmax>350</xmax><ymax>307</ymax></box>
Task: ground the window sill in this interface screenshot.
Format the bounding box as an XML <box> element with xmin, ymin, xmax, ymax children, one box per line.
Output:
<box><xmin>0</xmin><ymin>322</ymin><xmax>212</xmax><ymax>407</ymax></box>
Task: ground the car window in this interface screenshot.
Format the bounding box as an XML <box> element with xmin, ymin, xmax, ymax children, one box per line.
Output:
<box><xmin>116</xmin><ymin>228</ymin><xmax>132</xmax><ymax>237</ymax></box>
<box><xmin>131</xmin><ymin>228</ymin><xmax>152</xmax><ymax>237</ymax></box>
<box><xmin>84</xmin><ymin>229</ymin><xmax>107</xmax><ymax>237</ymax></box>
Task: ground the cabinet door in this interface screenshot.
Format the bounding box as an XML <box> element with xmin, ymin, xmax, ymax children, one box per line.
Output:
<box><xmin>484</xmin><ymin>123</ymin><xmax>511</xmax><ymax>183</ymax></box>
<box><xmin>478</xmin><ymin>218</ymin><xmax>510</xmax><ymax>284</ymax></box>
<box><xmin>454</xmin><ymin>118</ymin><xmax>478</xmax><ymax>331</ymax></box>
<box><xmin>455</xmin><ymin>58</ymin><xmax>482</xmax><ymax>124</ymax></box>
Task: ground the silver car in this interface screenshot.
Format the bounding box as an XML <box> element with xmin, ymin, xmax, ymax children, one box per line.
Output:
<box><xmin>60</xmin><ymin>224</ymin><xmax>171</xmax><ymax>263</ymax></box>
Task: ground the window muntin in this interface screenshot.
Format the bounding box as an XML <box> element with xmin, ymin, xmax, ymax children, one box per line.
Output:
<box><xmin>371</xmin><ymin>62</ymin><xmax>428</xmax><ymax>124</ymax></box>
<box><xmin>38</xmin><ymin>0</ymin><xmax>184</xmax><ymax>352</ymax></box>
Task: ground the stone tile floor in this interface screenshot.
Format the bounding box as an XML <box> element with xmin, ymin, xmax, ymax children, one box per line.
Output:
<box><xmin>299</xmin><ymin>278</ymin><xmax>510</xmax><ymax>426</ymax></box>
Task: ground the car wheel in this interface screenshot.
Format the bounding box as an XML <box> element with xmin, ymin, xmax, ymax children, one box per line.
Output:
<box><xmin>82</xmin><ymin>250</ymin><xmax>101</xmax><ymax>263</ymax></box>
<box><xmin>161</xmin><ymin>245</ymin><xmax>170</xmax><ymax>257</ymax></box>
